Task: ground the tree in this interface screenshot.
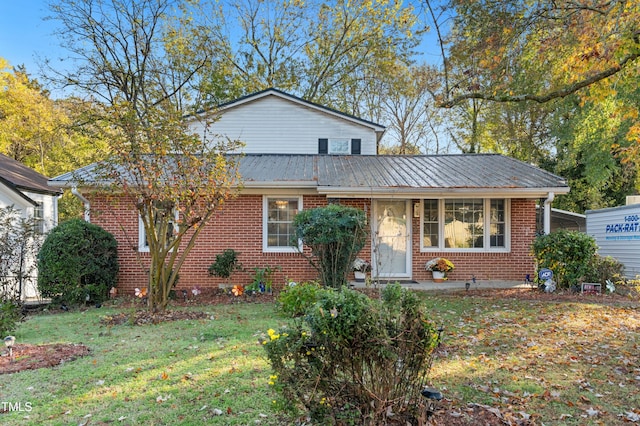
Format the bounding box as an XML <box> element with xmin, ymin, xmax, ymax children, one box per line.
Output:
<box><xmin>49</xmin><ymin>0</ymin><xmax>242</xmax><ymax>311</ymax></box>
<box><xmin>1</xmin><ymin>59</ymin><xmax>110</xmax><ymax>220</ymax></box>
<box><xmin>292</xmin><ymin>204</ymin><xmax>368</xmax><ymax>289</ymax></box>
<box><xmin>425</xmin><ymin>0</ymin><xmax>640</xmax><ymax>206</ymax></box>
<box><xmin>0</xmin><ymin>206</ymin><xmax>43</xmax><ymax>302</ymax></box>
<box><xmin>432</xmin><ymin>0</ymin><xmax>640</xmax><ymax>107</ymax></box>
<box><xmin>192</xmin><ymin>0</ymin><xmax>420</xmax><ymax>115</ymax></box>
<box><xmin>377</xmin><ymin>64</ymin><xmax>448</xmax><ymax>154</ymax></box>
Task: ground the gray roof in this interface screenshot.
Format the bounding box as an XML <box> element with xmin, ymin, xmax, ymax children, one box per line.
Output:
<box><xmin>239</xmin><ymin>154</ymin><xmax>569</xmax><ymax>197</ymax></box>
<box><xmin>50</xmin><ymin>154</ymin><xmax>569</xmax><ymax>197</ymax></box>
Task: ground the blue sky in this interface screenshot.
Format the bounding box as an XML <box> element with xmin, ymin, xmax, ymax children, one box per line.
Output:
<box><xmin>0</xmin><ymin>1</ymin><xmax>60</xmax><ymax>75</ymax></box>
<box><xmin>0</xmin><ymin>1</ymin><xmax>442</xmax><ymax>82</ymax></box>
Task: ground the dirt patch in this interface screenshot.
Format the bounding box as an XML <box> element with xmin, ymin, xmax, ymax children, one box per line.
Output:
<box><xmin>460</xmin><ymin>287</ymin><xmax>639</xmax><ymax>306</ymax></box>
<box><xmin>0</xmin><ymin>343</ymin><xmax>90</xmax><ymax>375</ymax></box>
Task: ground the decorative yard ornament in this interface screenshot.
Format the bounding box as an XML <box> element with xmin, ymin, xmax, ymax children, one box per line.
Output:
<box><xmin>4</xmin><ymin>336</ymin><xmax>16</xmax><ymax>362</ymax></box>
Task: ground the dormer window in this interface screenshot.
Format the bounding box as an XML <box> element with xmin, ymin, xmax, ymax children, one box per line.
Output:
<box><xmin>329</xmin><ymin>139</ymin><xmax>349</xmax><ymax>154</ymax></box>
<box><xmin>318</xmin><ymin>138</ymin><xmax>361</xmax><ymax>155</ymax></box>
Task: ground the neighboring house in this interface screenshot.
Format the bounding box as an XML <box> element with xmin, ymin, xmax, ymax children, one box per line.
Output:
<box><xmin>49</xmin><ymin>89</ymin><xmax>570</xmax><ymax>294</ymax></box>
<box><xmin>0</xmin><ymin>154</ymin><xmax>61</xmax><ymax>299</ymax></box>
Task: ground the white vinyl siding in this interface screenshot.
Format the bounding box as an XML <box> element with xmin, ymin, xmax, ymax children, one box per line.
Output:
<box><xmin>191</xmin><ymin>95</ymin><xmax>378</xmax><ymax>155</ymax></box>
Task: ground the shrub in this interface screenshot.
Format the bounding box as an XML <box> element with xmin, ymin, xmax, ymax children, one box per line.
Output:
<box><xmin>276</xmin><ymin>281</ymin><xmax>325</xmax><ymax>318</ymax></box>
<box><xmin>37</xmin><ymin>219</ymin><xmax>118</xmax><ymax>305</ymax></box>
<box><xmin>531</xmin><ymin>230</ymin><xmax>597</xmax><ymax>288</ymax></box>
<box><xmin>584</xmin><ymin>255</ymin><xmax>625</xmax><ymax>284</ymax></box>
<box><xmin>0</xmin><ymin>205</ymin><xmax>43</xmax><ymax>301</ymax></box>
<box><xmin>0</xmin><ymin>301</ymin><xmax>21</xmax><ymax>336</ymax></box>
<box><xmin>292</xmin><ymin>204</ymin><xmax>368</xmax><ymax>288</ymax></box>
<box><xmin>208</xmin><ymin>249</ymin><xmax>242</xmax><ymax>280</ymax></box>
<box><xmin>264</xmin><ymin>284</ymin><xmax>440</xmax><ymax>424</ymax></box>
<box><xmin>246</xmin><ymin>265</ymin><xmax>281</xmax><ymax>293</ymax></box>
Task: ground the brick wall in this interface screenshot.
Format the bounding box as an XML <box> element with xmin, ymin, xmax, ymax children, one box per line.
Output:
<box><xmin>89</xmin><ymin>194</ymin><xmax>536</xmax><ymax>294</ymax></box>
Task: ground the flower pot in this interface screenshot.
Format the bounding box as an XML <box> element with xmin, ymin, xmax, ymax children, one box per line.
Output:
<box><xmin>431</xmin><ymin>271</ymin><xmax>446</xmax><ymax>283</ymax></box>
<box><xmin>354</xmin><ymin>271</ymin><xmax>366</xmax><ymax>282</ymax></box>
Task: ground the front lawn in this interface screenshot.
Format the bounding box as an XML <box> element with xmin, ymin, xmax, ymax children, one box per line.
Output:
<box><xmin>1</xmin><ymin>290</ymin><xmax>639</xmax><ymax>425</ymax></box>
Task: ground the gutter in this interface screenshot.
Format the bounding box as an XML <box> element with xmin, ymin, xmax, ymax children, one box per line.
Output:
<box><xmin>71</xmin><ymin>187</ymin><xmax>91</xmax><ymax>222</ymax></box>
<box><xmin>543</xmin><ymin>192</ymin><xmax>555</xmax><ymax>234</ymax></box>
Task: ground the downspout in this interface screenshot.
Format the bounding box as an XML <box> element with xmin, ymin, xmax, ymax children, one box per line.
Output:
<box><xmin>543</xmin><ymin>192</ymin><xmax>554</xmax><ymax>234</ymax></box>
<box><xmin>71</xmin><ymin>187</ymin><xmax>91</xmax><ymax>222</ymax></box>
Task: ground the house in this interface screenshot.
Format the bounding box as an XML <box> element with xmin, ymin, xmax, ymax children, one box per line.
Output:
<box><xmin>49</xmin><ymin>89</ymin><xmax>570</xmax><ymax>294</ymax></box>
<box><xmin>0</xmin><ymin>153</ymin><xmax>61</xmax><ymax>299</ymax></box>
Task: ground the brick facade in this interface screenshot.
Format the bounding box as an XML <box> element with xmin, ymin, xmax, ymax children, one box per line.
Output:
<box><xmin>89</xmin><ymin>194</ymin><xmax>537</xmax><ymax>294</ymax></box>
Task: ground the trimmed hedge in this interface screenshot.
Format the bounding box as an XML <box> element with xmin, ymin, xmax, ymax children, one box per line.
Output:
<box><xmin>38</xmin><ymin>219</ymin><xmax>118</xmax><ymax>305</ymax></box>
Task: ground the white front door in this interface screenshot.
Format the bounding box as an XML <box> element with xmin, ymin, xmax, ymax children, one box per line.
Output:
<box><xmin>373</xmin><ymin>200</ymin><xmax>411</xmax><ymax>279</ymax></box>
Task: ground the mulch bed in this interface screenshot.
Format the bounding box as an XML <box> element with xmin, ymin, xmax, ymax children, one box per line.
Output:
<box><xmin>0</xmin><ymin>343</ymin><xmax>90</xmax><ymax>375</ymax></box>
<box><xmin>99</xmin><ymin>309</ymin><xmax>213</xmax><ymax>326</ymax></box>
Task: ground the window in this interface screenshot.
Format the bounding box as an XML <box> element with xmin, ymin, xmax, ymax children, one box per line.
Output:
<box><xmin>318</xmin><ymin>138</ymin><xmax>361</xmax><ymax>155</ymax></box>
<box><xmin>263</xmin><ymin>196</ymin><xmax>301</xmax><ymax>252</ymax></box>
<box><xmin>328</xmin><ymin>139</ymin><xmax>350</xmax><ymax>154</ymax></box>
<box><xmin>490</xmin><ymin>199</ymin><xmax>506</xmax><ymax>247</ymax></box>
<box><xmin>421</xmin><ymin>198</ymin><xmax>509</xmax><ymax>251</ymax></box>
<box><xmin>34</xmin><ymin>203</ymin><xmax>44</xmax><ymax>234</ymax></box>
<box><xmin>138</xmin><ymin>201</ymin><xmax>178</xmax><ymax>252</ymax></box>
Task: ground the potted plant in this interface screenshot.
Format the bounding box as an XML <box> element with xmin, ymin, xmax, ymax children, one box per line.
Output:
<box><xmin>425</xmin><ymin>257</ymin><xmax>455</xmax><ymax>282</ymax></box>
<box><xmin>352</xmin><ymin>258</ymin><xmax>371</xmax><ymax>282</ymax></box>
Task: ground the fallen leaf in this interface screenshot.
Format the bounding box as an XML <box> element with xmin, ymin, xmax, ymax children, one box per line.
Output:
<box><xmin>585</xmin><ymin>407</ymin><xmax>599</xmax><ymax>417</ymax></box>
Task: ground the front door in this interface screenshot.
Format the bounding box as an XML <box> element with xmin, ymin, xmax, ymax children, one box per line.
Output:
<box><xmin>373</xmin><ymin>200</ymin><xmax>411</xmax><ymax>279</ymax></box>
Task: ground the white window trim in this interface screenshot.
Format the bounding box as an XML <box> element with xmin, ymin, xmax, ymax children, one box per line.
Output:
<box><xmin>138</xmin><ymin>207</ymin><xmax>179</xmax><ymax>253</ymax></box>
<box><xmin>419</xmin><ymin>198</ymin><xmax>511</xmax><ymax>252</ymax></box>
<box><xmin>262</xmin><ymin>195</ymin><xmax>303</xmax><ymax>253</ymax></box>
<box><xmin>33</xmin><ymin>202</ymin><xmax>44</xmax><ymax>234</ymax></box>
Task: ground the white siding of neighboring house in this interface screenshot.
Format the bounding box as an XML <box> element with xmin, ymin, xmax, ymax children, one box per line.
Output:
<box><xmin>0</xmin><ymin>184</ymin><xmax>58</xmax><ymax>300</ymax></box>
<box><xmin>586</xmin><ymin>204</ymin><xmax>640</xmax><ymax>280</ymax></box>
<box><xmin>23</xmin><ymin>190</ymin><xmax>59</xmax><ymax>234</ymax></box>
<box><xmin>190</xmin><ymin>95</ymin><xmax>379</xmax><ymax>155</ymax></box>
<box><xmin>0</xmin><ymin>182</ymin><xmax>32</xmax><ymax>213</ymax></box>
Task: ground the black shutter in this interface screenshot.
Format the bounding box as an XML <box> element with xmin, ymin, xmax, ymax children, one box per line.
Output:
<box><xmin>351</xmin><ymin>138</ymin><xmax>361</xmax><ymax>155</ymax></box>
<box><xmin>318</xmin><ymin>138</ymin><xmax>328</xmax><ymax>154</ymax></box>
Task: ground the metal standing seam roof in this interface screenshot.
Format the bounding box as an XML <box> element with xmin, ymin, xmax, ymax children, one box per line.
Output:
<box><xmin>237</xmin><ymin>154</ymin><xmax>569</xmax><ymax>194</ymax></box>
<box><xmin>49</xmin><ymin>153</ymin><xmax>569</xmax><ymax>195</ymax></box>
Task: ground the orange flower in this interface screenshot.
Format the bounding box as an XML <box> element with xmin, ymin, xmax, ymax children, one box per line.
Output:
<box><xmin>135</xmin><ymin>287</ymin><xmax>148</xmax><ymax>298</ymax></box>
<box><xmin>232</xmin><ymin>285</ymin><xmax>244</xmax><ymax>297</ymax></box>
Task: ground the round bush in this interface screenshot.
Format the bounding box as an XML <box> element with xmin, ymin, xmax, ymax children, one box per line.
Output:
<box><xmin>38</xmin><ymin>219</ymin><xmax>118</xmax><ymax>305</ymax></box>
<box><xmin>531</xmin><ymin>229</ymin><xmax>597</xmax><ymax>288</ymax></box>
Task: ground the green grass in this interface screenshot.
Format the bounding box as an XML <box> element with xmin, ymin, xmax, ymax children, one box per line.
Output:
<box><xmin>2</xmin><ymin>292</ymin><xmax>639</xmax><ymax>425</ymax></box>
<box><xmin>1</xmin><ymin>302</ymin><xmax>287</xmax><ymax>425</ymax></box>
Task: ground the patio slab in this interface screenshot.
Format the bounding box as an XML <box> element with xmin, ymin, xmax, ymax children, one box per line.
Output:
<box><xmin>351</xmin><ymin>279</ymin><xmax>533</xmax><ymax>292</ymax></box>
